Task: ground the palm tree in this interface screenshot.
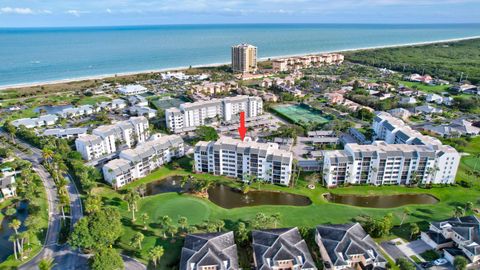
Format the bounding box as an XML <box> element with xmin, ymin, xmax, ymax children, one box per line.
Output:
<box><xmin>454</xmin><ymin>206</ymin><xmax>465</xmax><ymax>218</ymax></box>
<box><xmin>141</xmin><ymin>213</ymin><xmax>149</xmax><ymax>230</ymax></box>
<box><xmin>130</xmin><ymin>232</ymin><xmax>144</xmax><ymax>249</ymax></box>
<box><xmin>42</xmin><ymin>148</ymin><xmax>54</xmax><ymax>166</ymax></box>
<box><xmin>9</xmin><ymin>219</ymin><xmax>21</xmax><ymax>235</ymax></box>
<box><xmin>168</xmin><ymin>225</ymin><xmax>178</xmax><ymax>237</ymax></box>
<box><xmin>464</xmin><ymin>201</ymin><xmax>474</xmax><ymax>213</ymax></box>
<box><xmin>4</xmin><ymin>121</ymin><xmax>17</xmax><ymax>144</ymax></box>
<box><xmin>410</xmin><ymin>223</ymin><xmax>420</xmax><ymax>240</ymax></box>
<box><xmin>215</xmin><ymin>220</ymin><xmax>225</xmax><ymax>232</ymax></box>
<box><xmin>137</xmin><ymin>183</ymin><xmax>147</xmax><ymax>198</ymax></box>
<box><xmin>271</xmin><ymin>213</ymin><xmax>281</xmax><ymax>228</ymax></box>
<box><xmin>409</xmin><ymin>171</ymin><xmax>419</xmax><ymax>186</ymax></box>
<box><xmin>160</xmin><ymin>216</ymin><xmax>172</xmax><ymax>238</ymax></box>
<box><xmin>148</xmin><ymin>246</ymin><xmax>164</xmax><ymax>269</ymax></box>
<box><xmin>178</xmin><ymin>216</ymin><xmax>188</xmax><ymax>231</ymax></box>
<box><xmin>400</xmin><ymin>208</ymin><xmax>411</xmax><ymax>226</ymax></box>
<box><xmin>9</xmin><ymin>234</ymin><xmax>18</xmax><ymax>260</ymax></box>
<box><xmin>124</xmin><ymin>189</ymin><xmax>140</xmax><ymax>221</ymax></box>
<box><xmin>58</xmin><ymin>193</ymin><xmax>69</xmax><ymax>221</ymax></box>
<box><xmin>38</xmin><ymin>257</ymin><xmax>56</xmax><ymax>270</ymax></box>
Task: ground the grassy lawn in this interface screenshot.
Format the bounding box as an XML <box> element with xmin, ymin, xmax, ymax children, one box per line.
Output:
<box><xmin>93</xmin><ymin>156</ymin><xmax>480</xmax><ymax>269</ymax></box>
<box><xmin>0</xmin><ymin>175</ymin><xmax>49</xmax><ymax>269</ymax></box>
<box><xmin>398</xmin><ymin>81</ymin><xmax>449</xmax><ymax>94</ymax></box>
<box><xmin>441</xmin><ymin>136</ymin><xmax>480</xmax><ymax>184</ymax></box>
<box><xmin>75</xmin><ymin>95</ymin><xmax>111</xmax><ymax>105</ymax></box>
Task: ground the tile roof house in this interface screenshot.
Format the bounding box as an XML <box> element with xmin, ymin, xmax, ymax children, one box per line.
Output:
<box><xmin>315</xmin><ymin>223</ymin><xmax>387</xmax><ymax>270</ymax></box>
<box><xmin>180</xmin><ymin>232</ymin><xmax>239</xmax><ymax>270</ymax></box>
<box><xmin>252</xmin><ymin>227</ymin><xmax>317</xmax><ymax>270</ymax></box>
<box><xmin>421</xmin><ymin>216</ymin><xmax>480</xmax><ymax>267</ymax></box>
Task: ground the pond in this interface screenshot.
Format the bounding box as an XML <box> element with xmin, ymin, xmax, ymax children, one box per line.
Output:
<box><xmin>34</xmin><ymin>105</ymin><xmax>73</xmax><ymax>114</ymax></box>
<box><xmin>145</xmin><ymin>176</ymin><xmax>312</xmax><ymax>209</ymax></box>
<box><xmin>323</xmin><ymin>193</ymin><xmax>439</xmax><ymax>208</ymax></box>
<box><xmin>0</xmin><ymin>201</ymin><xmax>29</xmax><ymax>262</ymax></box>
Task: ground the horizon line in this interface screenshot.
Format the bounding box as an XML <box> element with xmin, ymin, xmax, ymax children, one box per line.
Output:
<box><xmin>2</xmin><ymin>22</ymin><xmax>480</xmax><ymax>30</ymax></box>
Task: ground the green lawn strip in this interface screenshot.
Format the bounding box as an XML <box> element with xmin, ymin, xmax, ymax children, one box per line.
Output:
<box><xmin>398</xmin><ymin>81</ymin><xmax>449</xmax><ymax>94</ymax></box>
<box><xmin>410</xmin><ymin>255</ymin><xmax>422</xmax><ymax>263</ymax></box>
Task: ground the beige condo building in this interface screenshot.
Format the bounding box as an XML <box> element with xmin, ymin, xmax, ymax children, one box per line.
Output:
<box><xmin>231</xmin><ymin>43</ymin><xmax>257</xmax><ymax>73</ymax></box>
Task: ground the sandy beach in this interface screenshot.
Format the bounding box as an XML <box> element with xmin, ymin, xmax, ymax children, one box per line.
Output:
<box><xmin>1</xmin><ymin>35</ymin><xmax>479</xmax><ymax>91</ymax></box>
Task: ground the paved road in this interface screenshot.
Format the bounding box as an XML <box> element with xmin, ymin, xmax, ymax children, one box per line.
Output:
<box><xmin>1</xmin><ymin>131</ymin><xmax>145</xmax><ymax>269</ymax></box>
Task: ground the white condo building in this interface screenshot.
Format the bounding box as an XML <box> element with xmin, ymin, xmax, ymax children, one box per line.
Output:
<box><xmin>165</xmin><ymin>95</ymin><xmax>263</xmax><ymax>133</ymax></box>
<box><xmin>103</xmin><ymin>134</ymin><xmax>184</xmax><ymax>188</ymax></box>
<box><xmin>117</xmin><ymin>84</ymin><xmax>148</xmax><ymax>96</ymax></box>
<box><xmin>75</xmin><ymin>116</ymin><xmax>149</xmax><ymax>161</ymax></box>
<box><xmin>194</xmin><ymin>137</ymin><xmax>293</xmax><ymax>186</ymax></box>
<box><xmin>322</xmin><ymin>112</ymin><xmax>460</xmax><ymax>187</ymax></box>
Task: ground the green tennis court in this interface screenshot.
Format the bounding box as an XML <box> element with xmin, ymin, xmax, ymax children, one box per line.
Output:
<box><xmin>272</xmin><ymin>104</ymin><xmax>331</xmax><ymax>125</ymax></box>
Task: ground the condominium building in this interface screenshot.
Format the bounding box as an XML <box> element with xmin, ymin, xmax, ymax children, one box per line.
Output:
<box><xmin>252</xmin><ymin>228</ymin><xmax>317</xmax><ymax>270</ymax></box>
<box><xmin>231</xmin><ymin>44</ymin><xmax>257</xmax><ymax>73</ymax></box>
<box><xmin>165</xmin><ymin>95</ymin><xmax>263</xmax><ymax>133</ymax></box>
<box><xmin>56</xmin><ymin>105</ymin><xmax>97</xmax><ymax>118</ymax></box>
<box><xmin>42</xmin><ymin>127</ymin><xmax>88</xmax><ymax>139</ymax></box>
<box><xmin>75</xmin><ymin>116</ymin><xmax>149</xmax><ymax>161</ymax></box>
<box><xmin>323</xmin><ymin>142</ymin><xmax>439</xmax><ymax>186</ymax></box>
<box><xmin>180</xmin><ymin>232</ymin><xmax>239</xmax><ymax>270</ymax></box>
<box><xmin>272</xmin><ymin>53</ymin><xmax>344</xmax><ymax>72</ymax></box>
<box><xmin>117</xmin><ymin>84</ymin><xmax>148</xmax><ymax>96</ymax></box>
<box><xmin>12</xmin><ymin>114</ymin><xmax>58</xmax><ymax>128</ymax></box>
<box><xmin>194</xmin><ymin>137</ymin><xmax>293</xmax><ymax>186</ymax></box>
<box><xmin>103</xmin><ymin>134</ymin><xmax>184</xmax><ymax>188</ymax></box>
<box><xmin>322</xmin><ymin>112</ymin><xmax>460</xmax><ymax>187</ymax></box>
<box><xmin>192</xmin><ymin>81</ymin><xmax>237</xmax><ymax>95</ymax></box>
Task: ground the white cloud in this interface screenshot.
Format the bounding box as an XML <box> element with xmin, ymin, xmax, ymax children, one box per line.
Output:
<box><xmin>66</xmin><ymin>9</ymin><xmax>90</xmax><ymax>17</ymax></box>
<box><xmin>0</xmin><ymin>7</ymin><xmax>34</xmax><ymax>14</ymax></box>
<box><xmin>0</xmin><ymin>7</ymin><xmax>53</xmax><ymax>15</ymax></box>
<box><xmin>106</xmin><ymin>8</ymin><xmax>112</xmax><ymax>14</ymax></box>
<box><xmin>66</xmin><ymin>10</ymin><xmax>80</xmax><ymax>16</ymax></box>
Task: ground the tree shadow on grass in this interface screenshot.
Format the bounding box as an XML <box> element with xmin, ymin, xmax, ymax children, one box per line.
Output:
<box><xmin>410</xmin><ymin>213</ymin><xmax>431</xmax><ymax>220</ymax></box>
<box><xmin>416</xmin><ymin>208</ymin><xmax>434</xmax><ymax>215</ymax></box>
<box><xmin>447</xmin><ymin>201</ymin><xmax>465</xmax><ymax>208</ymax></box>
<box><xmin>104</xmin><ymin>197</ymin><xmax>123</xmax><ymax>207</ymax></box>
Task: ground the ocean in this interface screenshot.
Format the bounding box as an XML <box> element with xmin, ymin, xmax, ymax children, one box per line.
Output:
<box><xmin>1</xmin><ymin>23</ymin><xmax>480</xmax><ymax>87</ymax></box>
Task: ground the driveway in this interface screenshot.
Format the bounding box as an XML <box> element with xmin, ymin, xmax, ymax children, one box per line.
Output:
<box><xmin>397</xmin><ymin>239</ymin><xmax>432</xmax><ymax>261</ymax></box>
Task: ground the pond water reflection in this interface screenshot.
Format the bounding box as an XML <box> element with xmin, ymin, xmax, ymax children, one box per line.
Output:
<box><xmin>145</xmin><ymin>176</ymin><xmax>312</xmax><ymax>209</ymax></box>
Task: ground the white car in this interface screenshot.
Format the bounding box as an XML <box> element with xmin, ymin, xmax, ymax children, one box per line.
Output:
<box><xmin>433</xmin><ymin>258</ymin><xmax>448</xmax><ymax>266</ymax></box>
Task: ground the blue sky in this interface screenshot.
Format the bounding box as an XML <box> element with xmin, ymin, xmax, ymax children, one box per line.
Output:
<box><xmin>0</xmin><ymin>0</ymin><xmax>479</xmax><ymax>27</ymax></box>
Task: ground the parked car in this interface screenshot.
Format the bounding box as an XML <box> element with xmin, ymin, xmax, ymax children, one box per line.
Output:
<box><xmin>433</xmin><ymin>258</ymin><xmax>448</xmax><ymax>266</ymax></box>
<box><xmin>420</xmin><ymin>261</ymin><xmax>433</xmax><ymax>268</ymax></box>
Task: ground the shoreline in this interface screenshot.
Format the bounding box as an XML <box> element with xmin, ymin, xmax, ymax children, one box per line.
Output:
<box><xmin>1</xmin><ymin>35</ymin><xmax>479</xmax><ymax>91</ymax></box>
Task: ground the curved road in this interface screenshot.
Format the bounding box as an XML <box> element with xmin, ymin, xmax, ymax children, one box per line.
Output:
<box><xmin>1</xmin><ymin>131</ymin><xmax>145</xmax><ymax>270</ymax></box>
